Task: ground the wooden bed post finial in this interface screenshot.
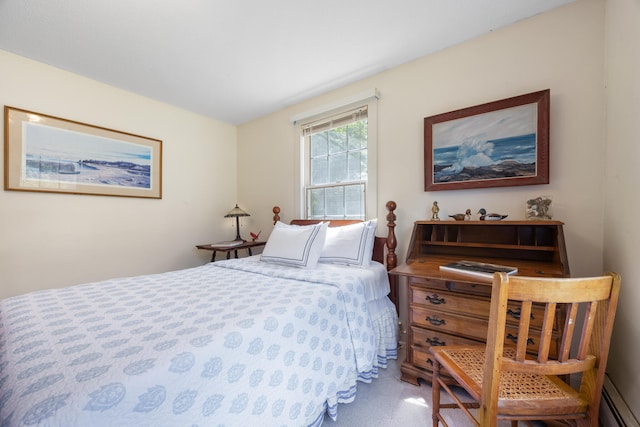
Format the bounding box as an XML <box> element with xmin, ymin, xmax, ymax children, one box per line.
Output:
<box><xmin>273</xmin><ymin>206</ymin><xmax>280</xmax><ymax>225</ymax></box>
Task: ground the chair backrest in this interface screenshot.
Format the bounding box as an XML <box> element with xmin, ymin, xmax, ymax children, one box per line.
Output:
<box><xmin>481</xmin><ymin>272</ymin><xmax>621</xmax><ymax>423</ymax></box>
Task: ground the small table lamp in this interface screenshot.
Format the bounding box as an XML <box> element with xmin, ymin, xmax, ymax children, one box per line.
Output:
<box><xmin>225</xmin><ymin>204</ymin><xmax>250</xmax><ymax>242</ymax></box>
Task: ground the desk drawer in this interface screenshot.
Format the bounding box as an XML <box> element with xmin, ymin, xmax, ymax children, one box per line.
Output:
<box><xmin>409</xmin><ymin>276</ymin><xmax>491</xmax><ymax>297</ymax></box>
<box><xmin>411</xmin><ymin>306</ymin><xmax>554</xmax><ymax>354</ymax></box>
<box><xmin>410</xmin><ymin>323</ymin><xmax>484</xmax><ymax>374</ymax></box>
<box><xmin>412</xmin><ymin>346</ymin><xmax>436</xmax><ymax>371</ymax></box>
<box><xmin>411</xmin><ymin>338</ymin><xmax>556</xmax><ymax>374</ymax></box>
<box><xmin>411</xmin><ymin>326</ymin><xmax>480</xmax><ymax>350</ymax></box>
<box><xmin>412</xmin><ymin>288</ymin><xmax>488</xmax><ymax>316</ymax></box>
<box><xmin>409</xmin><ymin>276</ymin><xmax>448</xmax><ymax>290</ymax></box>
<box><xmin>412</xmin><ymin>288</ymin><xmax>550</xmax><ymax>329</ymax></box>
<box><xmin>448</xmin><ymin>281</ymin><xmax>491</xmax><ymax>296</ymax></box>
<box><xmin>502</xmin><ymin>327</ymin><xmax>558</xmax><ymax>355</ymax></box>
<box><xmin>411</xmin><ymin>305</ymin><xmax>486</xmax><ymax>340</ymax></box>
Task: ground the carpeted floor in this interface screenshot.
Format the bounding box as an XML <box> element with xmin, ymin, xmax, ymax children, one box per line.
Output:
<box><xmin>322</xmin><ymin>345</ymin><xmax>530</xmax><ymax>426</ymax></box>
<box><xmin>321</xmin><ymin>345</ymin><xmax>463</xmax><ymax>426</ymax></box>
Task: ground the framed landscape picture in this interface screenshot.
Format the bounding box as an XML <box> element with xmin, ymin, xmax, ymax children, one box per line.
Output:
<box><xmin>424</xmin><ymin>89</ymin><xmax>550</xmax><ymax>191</ymax></box>
<box><xmin>4</xmin><ymin>106</ymin><xmax>162</xmax><ymax>198</ymax></box>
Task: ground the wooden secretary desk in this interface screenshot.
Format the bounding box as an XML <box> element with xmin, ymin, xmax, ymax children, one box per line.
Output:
<box><xmin>391</xmin><ymin>220</ymin><xmax>570</xmax><ymax>385</ymax></box>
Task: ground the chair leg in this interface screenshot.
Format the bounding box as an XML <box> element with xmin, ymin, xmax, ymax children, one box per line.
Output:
<box><xmin>432</xmin><ymin>360</ymin><xmax>442</xmax><ymax>427</ymax></box>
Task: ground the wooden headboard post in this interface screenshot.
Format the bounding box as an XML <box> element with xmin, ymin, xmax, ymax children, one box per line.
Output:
<box><xmin>385</xmin><ymin>201</ymin><xmax>398</xmax><ymax>314</ymax></box>
<box><xmin>270</xmin><ymin>202</ymin><xmax>399</xmax><ymax>313</ymax></box>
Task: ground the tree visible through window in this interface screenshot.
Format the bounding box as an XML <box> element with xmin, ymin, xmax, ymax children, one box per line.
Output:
<box><xmin>304</xmin><ymin>107</ymin><xmax>368</xmax><ymax>220</ymax></box>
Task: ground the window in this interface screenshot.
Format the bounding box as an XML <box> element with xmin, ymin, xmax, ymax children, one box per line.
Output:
<box><xmin>303</xmin><ymin>107</ymin><xmax>368</xmax><ymax>220</ymax></box>
<box><xmin>293</xmin><ymin>90</ymin><xmax>379</xmax><ymax>220</ymax></box>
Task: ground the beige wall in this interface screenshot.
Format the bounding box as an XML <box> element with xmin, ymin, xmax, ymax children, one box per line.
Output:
<box><xmin>604</xmin><ymin>0</ymin><xmax>640</xmax><ymax>420</ymax></box>
<box><xmin>0</xmin><ymin>50</ymin><xmax>238</xmax><ymax>298</ymax></box>
<box><xmin>239</xmin><ymin>0</ymin><xmax>640</xmax><ymax>420</ymax></box>
<box><xmin>241</xmin><ymin>1</ymin><xmax>608</xmax><ymax>279</ymax></box>
<box><xmin>239</xmin><ymin>0</ymin><xmax>606</xmax><ymax>318</ymax></box>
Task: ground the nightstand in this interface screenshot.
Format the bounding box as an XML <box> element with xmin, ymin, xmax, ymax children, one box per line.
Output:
<box><xmin>196</xmin><ymin>241</ymin><xmax>266</xmax><ymax>262</ymax></box>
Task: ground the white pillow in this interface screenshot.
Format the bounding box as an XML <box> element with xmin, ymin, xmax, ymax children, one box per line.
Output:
<box><xmin>261</xmin><ymin>221</ymin><xmax>328</xmax><ymax>268</ymax></box>
<box><xmin>319</xmin><ymin>219</ymin><xmax>377</xmax><ymax>267</ymax></box>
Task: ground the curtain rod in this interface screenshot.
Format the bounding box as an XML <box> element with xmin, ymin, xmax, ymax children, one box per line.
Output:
<box><xmin>290</xmin><ymin>88</ymin><xmax>380</xmax><ymax>124</ymax></box>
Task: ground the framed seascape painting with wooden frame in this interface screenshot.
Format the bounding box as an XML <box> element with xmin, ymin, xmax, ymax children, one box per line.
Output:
<box><xmin>424</xmin><ymin>89</ymin><xmax>550</xmax><ymax>191</ymax></box>
<box><xmin>4</xmin><ymin>106</ymin><xmax>162</xmax><ymax>199</ymax></box>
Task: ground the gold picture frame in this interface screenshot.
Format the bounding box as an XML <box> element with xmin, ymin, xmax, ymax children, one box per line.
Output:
<box><xmin>4</xmin><ymin>106</ymin><xmax>162</xmax><ymax>198</ymax></box>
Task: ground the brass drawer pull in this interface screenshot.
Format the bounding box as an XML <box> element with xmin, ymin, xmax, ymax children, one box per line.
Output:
<box><xmin>426</xmin><ymin>337</ymin><xmax>446</xmax><ymax>346</ymax></box>
<box><xmin>426</xmin><ymin>315</ymin><xmax>446</xmax><ymax>326</ymax></box>
<box><xmin>506</xmin><ymin>333</ymin><xmax>534</xmax><ymax>346</ymax></box>
<box><xmin>425</xmin><ymin>294</ymin><xmax>445</xmax><ymax>305</ymax></box>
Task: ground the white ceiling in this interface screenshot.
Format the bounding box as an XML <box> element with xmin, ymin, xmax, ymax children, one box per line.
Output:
<box><xmin>0</xmin><ymin>0</ymin><xmax>574</xmax><ymax>125</ymax></box>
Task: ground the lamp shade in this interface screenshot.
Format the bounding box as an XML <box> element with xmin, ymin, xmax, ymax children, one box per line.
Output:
<box><xmin>224</xmin><ymin>204</ymin><xmax>250</xmax><ymax>218</ymax></box>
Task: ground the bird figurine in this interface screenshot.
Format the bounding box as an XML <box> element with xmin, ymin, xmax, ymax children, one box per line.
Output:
<box><xmin>449</xmin><ymin>209</ymin><xmax>472</xmax><ymax>221</ymax></box>
<box><xmin>477</xmin><ymin>209</ymin><xmax>508</xmax><ymax>221</ymax></box>
<box><xmin>249</xmin><ymin>231</ymin><xmax>261</xmax><ymax>241</ymax></box>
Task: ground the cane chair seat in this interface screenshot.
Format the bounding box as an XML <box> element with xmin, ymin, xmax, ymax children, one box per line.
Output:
<box><xmin>436</xmin><ymin>346</ymin><xmax>585</xmax><ymax>415</ymax></box>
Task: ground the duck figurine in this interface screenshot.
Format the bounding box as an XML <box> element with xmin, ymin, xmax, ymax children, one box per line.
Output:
<box><xmin>449</xmin><ymin>209</ymin><xmax>472</xmax><ymax>221</ymax></box>
<box><xmin>477</xmin><ymin>208</ymin><xmax>508</xmax><ymax>221</ymax></box>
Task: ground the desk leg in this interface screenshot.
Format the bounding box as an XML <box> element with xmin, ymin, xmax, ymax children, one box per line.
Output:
<box><xmin>248</xmin><ymin>248</ymin><xmax>253</xmax><ymax>256</ymax></box>
<box><xmin>233</xmin><ymin>250</ymin><xmax>238</xmax><ymax>259</ymax></box>
<box><xmin>211</xmin><ymin>251</ymin><xmax>216</xmax><ymax>262</ymax></box>
<box><xmin>226</xmin><ymin>252</ymin><xmax>231</xmax><ymax>260</ymax></box>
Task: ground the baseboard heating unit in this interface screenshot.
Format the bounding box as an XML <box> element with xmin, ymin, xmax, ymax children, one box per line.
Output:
<box><xmin>600</xmin><ymin>375</ymin><xmax>639</xmax><ymax>427</ymax></box>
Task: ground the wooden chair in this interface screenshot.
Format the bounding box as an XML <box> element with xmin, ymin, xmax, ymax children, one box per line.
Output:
<box><xmin>430</xmin><ymin>272</ymin><xmax>621</xmax><ymax>427</ymax></box>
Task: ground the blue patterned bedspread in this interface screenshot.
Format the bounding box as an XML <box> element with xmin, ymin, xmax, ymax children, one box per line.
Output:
<box><xmin>0</xmin><ymin>258</ymin><xmax>397</xmax><ymax>426</ymax></box>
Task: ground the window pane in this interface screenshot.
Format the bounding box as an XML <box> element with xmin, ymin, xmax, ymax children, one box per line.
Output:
<box><xmin>328</xmin><ymin>152</ymin><xmax>347</xmax><ymax>183</ymax></box>
<box><xmin>308</xmin><ymin>188</ymin><xmax>325</xmax><ymax>218</ymax></box>
<box><xmin>347</xmin><ymin>151</ymin><xmax>366</xmax><ymax>181</ymax></box>
<box><xmin>310</xmin><ymin>132</ymin><xmax>328</xmax><ymax>157</ymax></box>
<box><xmin>325</xmin><ymin>187</ymin><xmax>343</xmax><ymax>217</ymax></box>
<box><xmin>306</xmin><ymin>184</ymin><xmax>365</xmax><ymax>220</ymax></box>
<box><xmin>360</xmin><ymin>150</ymin><xmax>368</xmax><ymax>179</ymax></box>
<box><xmin>311</xmin><ymin>157</ymin><xmax>328</xmax><ymax>185</ymax></box>
<box><xmin>347</xmin><ymin>120</ymin><xmax>367</xmax><ymax>150</ymax></box>
<box><xmin>329</xmin><ymin>126</ymin><xmax>347</xmax><ymax>154</ymax></box>
<box><xmin>345</xmin><ymin>184</ymin><xmax>365</xmax><ymax>219</ymax></box>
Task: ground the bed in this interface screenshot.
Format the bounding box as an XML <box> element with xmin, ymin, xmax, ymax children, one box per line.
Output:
<box><xmin>0</xmin><ymin>202</ymin><xmax>399</xmax><ymax>427</ymax></box>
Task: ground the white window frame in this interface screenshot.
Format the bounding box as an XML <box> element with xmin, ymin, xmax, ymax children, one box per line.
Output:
<box><xmin>291</xmin><ymin>90</ymin><xmax>379</xmax><ymax>220</ymax></box>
